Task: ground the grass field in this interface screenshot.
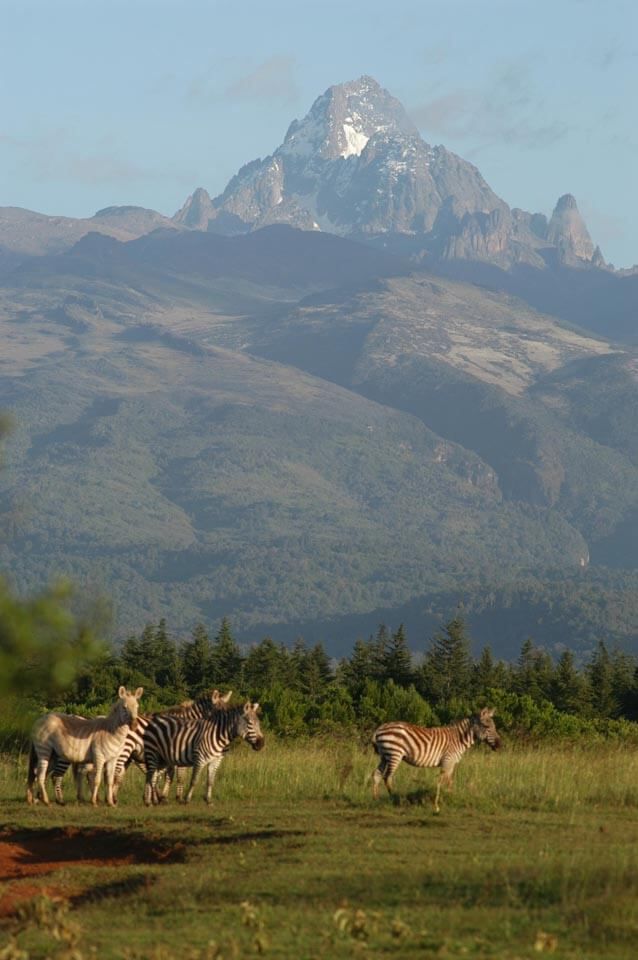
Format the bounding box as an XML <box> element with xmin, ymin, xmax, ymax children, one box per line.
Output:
<box><xmin>2</xmin><ymin>739</ymin><xmax>638</xmax><ymax>959</ymax></box>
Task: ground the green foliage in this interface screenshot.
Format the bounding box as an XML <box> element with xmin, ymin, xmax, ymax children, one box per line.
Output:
<box><xmin>358</xmin><ymin>679</ymin><xmax>438</xmax><ymax>729</ymax></box>
<box><xmin>4</xmin><ymin>606</ymin><xmax>638</xmax><ymax>744</ymax></box>
<box><xmin>0</xmin><ymin>578</ymin><xmax>104</xmax><ymax>702</ymax></box>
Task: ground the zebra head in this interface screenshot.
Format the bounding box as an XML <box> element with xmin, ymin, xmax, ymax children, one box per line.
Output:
<box><xmin>238</xmin><ymin>702</ymin><xmax>265</xmax><ymax>751</ymax></box>
<box><xmin>470</xmin><ymin>707</ymin><xmax>501</xmax><ymax>751</ymax></box>
<box><xmin>117</xmin><ymin>686</ymin><xmax>144</xmax><ymax>732</ymax></box>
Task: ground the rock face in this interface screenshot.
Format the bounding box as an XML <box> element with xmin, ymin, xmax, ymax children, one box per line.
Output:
<box><xmin>172</xmin><ymin>75</ymin><xmax>602</xmax><ymax>269</ymax></box>
<box><xmin>173</xmin><ymin>187</ymin><xmax>216</xmax><ymax>229</ymax></box>
<box><xmin>546</xmin><ymin>194</ymin><xmax>596</xmax><ymax>263</ymax></box>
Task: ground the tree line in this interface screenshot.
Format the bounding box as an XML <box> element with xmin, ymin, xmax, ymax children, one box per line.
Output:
<box><xmin>62</xmin><ymin>616</ymin><xmax>638</xmax><ymax>741</ymax></box>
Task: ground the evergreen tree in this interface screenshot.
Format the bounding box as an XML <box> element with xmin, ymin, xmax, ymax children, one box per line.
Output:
<box><xmin>121</xmin><ymin>624</ymin><xmax>157</xmax><ymax>681</ymax></box>
<box><xmin>209</xmin><ymin>617</ymin><xmax>243</xmax><ymax>690</ymax></box>
<box><xmin>513</xmin><ymin>637</ymin><xmax>538</xmax><ymax>697</ymax></box>
<box><xmin>180</xmin><ymin>623</ymin><xmax>211</xmax><ymax>695</ymax></box>
<box><xmin>380</xmin><ymin>624</ymin><xmax>414</xmax><ymax>687</ymax></box>
<box><xmin>587</xmin><ymin>640</ymin><xmax>618</xmax><ymax>718</ymax></box>
<box><xmin>550</xmin><ymin>650</ymin><xmax>588</xmax><ymax>714</ymax></box>
<box><xmin>153</xmin><ymin>618</ymin><xmax>183</xmax><ymax>692</ymax></box>
<box><xmin>419</xmin><ymin>616</ymin><xmax>472</xmax><ymax>711</ymax></box>
<box><xmin>289</xmin><ymin>637</ymin><xmax>308</xmax><ymax>693</ymax></box>
<box><xmin>472</xmin><ymin>645</ymin><xmax>508</xmax><ymax>699</ymax></box>
<box><xmin>242</xmin><ymin>637</ymin><xmax>290</xmax><ymax>697</ymax></box>
<box><xmin>336</xmin><ymin>637</ymin><xmax>378</xmax><ymax>702</ymax></box>
<box><xmin>300</xmin><ymin>643</ymin><xmax>332</xmax><ymax>703</ymax></box>
<box><xmin>610</xmin><ymin>646</ymin><xmax>636</xmax><ymax>718</ymax></box>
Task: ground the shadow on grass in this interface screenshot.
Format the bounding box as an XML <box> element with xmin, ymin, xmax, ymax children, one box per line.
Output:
<box><xmin>0</xmin><ymin>826</ymin><xmax>189</xmax><ymax>874</ymax></box>
<box><xmin>70</xmin><ymin>873</ymin><xmax>156</xmax><ymax>908</ymax></box>
<box><xmin>197</xmin><ymin>828</ymin><xmax>308</xmax><ymax>847</ymax></box>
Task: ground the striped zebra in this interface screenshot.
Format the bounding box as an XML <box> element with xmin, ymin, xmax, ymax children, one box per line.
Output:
<box><xmin>113</xmin><ymin>690</ymin><xmax>235</xmax><ymax>802</ymax></box>
<box><xmin>143</xmin><ymin>701</ymin><xmax>264</xmax><ymax>806</ymax></box>
<box><xmin>371</xmin><ymin>708</ymin><xmax>501</xmax><ymax>812</ymax></box>
<box><xmin>27</xmin><ymin>690</ymin><xmax>231</xmax><ymax>806</ymax></box>
<box><xmin>27</xmin><ymin>686</ymin><xmax>143</xmax><ymax>807</ymax></box>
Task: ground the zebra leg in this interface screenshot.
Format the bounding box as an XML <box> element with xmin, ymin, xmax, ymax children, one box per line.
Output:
<box><xmin>26</xmin><ymin>743</ymin><xmax>39</xmax><ymax>804</ymax></box>
<box><xmin>144</xmin><ymin>767</ymin><xmax>162</xmax><ymax>806</ymax></box>
<box><xmin>144</xmin><ymin>769</ymin><xmax>154</xmax><ymax>807</ymax></box>
<box><xmin>35</xmin><ymin>753</ymin><xmax>52</xmax><ymax>806</ymax></box>
<box><xmin>157</xmin><ymin>767</ymin><xmax>173</xmax><ymax>803</ymax></box>
<box><xmin>434</xmin><ymin>769</ymin><xmax>454</xmax><ymax>813</ymax></box>
<box><xmin>175</xmin><ymin>768</ymin><xmax>187</xmax><ymax>803</ymax></box>
<box><xmin>90</xmin><ymin>757</ymin><xmax>105</xmax><ymax>805</ymax></box>
<box><xmin>372</xmin><ymin>766</ymin><xmax>384</xmax><ymax>800</ymax></box>
<box><xmin>53</xmin><ymin>772</ymin><xmax>66</xmax><ymax>805</ymax></box>
<box><xmin>204</xmin><ymin>757</ymin><xmax>223</xmax><ymax>805</ymax></box>
<box><xmin>183</xmin><ymin>763</ymin><xmax>204</xmax><ymax>804</ymax></box>
<box><xmin>104</xmin><ymin>759</ymin><xmax>117</xmax><ymax>807</ymax></box>
<box><xmin>373</xmin><ymin>756</ymin><xmax>398</xmax><ymax>799</ymax></box>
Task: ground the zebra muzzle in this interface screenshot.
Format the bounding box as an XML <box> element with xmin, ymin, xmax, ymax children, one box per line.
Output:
<box><xmin>251</xmin><ymin>737</ymin><xmax>265</xmax><ymax>752</ymax></box>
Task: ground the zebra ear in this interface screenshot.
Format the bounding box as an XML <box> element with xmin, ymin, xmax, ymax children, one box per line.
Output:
<box><xmin>118</xmin><ymin>685</ymin><xmax>126</xmax><ymax>699</ymax></box>
<box><xmin>211</xmin><ymin>690</ymin><xmax>221</xmax><ymax>703</ymax></box>
<box><xmin>482</xmin><ymin>707</ymin><xmax>495</xmax><ymax>718</ymax></box>
<box><xmin>134</xmin><ymin>687</ymin><xmax>144</xmax><ymax>700</ymax></box>
<box><xmin>243</xmin><ymin>701</ymin><xmax>251</xmax><ymax>714</ymax></box>
<box><xmin>253</xmin><ymin>702</ymin><xmax>261</xmax><ymax>714</ymax></box>
<box><xmin>222</xmin><ymin>690</ymin><xmax>232</xmax><ymax>703</ymax></box>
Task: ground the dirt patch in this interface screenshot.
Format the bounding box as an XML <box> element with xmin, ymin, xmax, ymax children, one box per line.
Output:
<box><xmin>0</xmin><ymin>826</ymin><xmax>184</xmax><ymax>917</ymax></box>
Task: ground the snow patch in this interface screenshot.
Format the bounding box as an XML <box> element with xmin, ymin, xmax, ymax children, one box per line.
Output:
<box><xmin>341</xmin><ymin>123</ymin><xmax>369</xmax><ymax>158</ymax></box>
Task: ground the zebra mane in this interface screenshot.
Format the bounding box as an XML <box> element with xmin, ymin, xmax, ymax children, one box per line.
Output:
<box><xmin>156</xmin><ymin>693</ymin><xmax>233</xmax><ymax>718</ymax></box>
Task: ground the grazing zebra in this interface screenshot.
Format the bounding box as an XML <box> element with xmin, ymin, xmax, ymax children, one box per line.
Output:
<box><xmin>372</xmin><ymin>708</ymin><xmax>501</xmax><ymax>812</ymax></box>
<box><xmin>143</xmin><ymin>701</ymin><xmax>264</xmax><ymax>806</ymax></box>
<box><xmin>27</xmin><ymin>686</ymin><xmax>143</xmax><ymax>807</ymax></box>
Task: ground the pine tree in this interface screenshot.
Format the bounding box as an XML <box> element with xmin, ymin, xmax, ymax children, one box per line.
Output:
<box><xmin>300</xmin><ymin>643</ymin><xmax>332</xmax><ymax>702</ymax></box>
<box><xmin>587</xmin><ymin>640</ymin><xmax>618</xmax><ymax>718</ymax></box>
<box><xmin>153</xmin><ymin>619</ymin><xmax>182</xmax><ymax>691</ymax></box>
<box><xmin>551</xmin><ymin>650</ymin><xmax>588</xmax><ymax>714</ymax></box>
<box><xmin>209</xmin><ymin>617</ymin><xmax>243</xmax><ymax>690</ymax></box>
<box><xmin>514</xmin><ymin>638</ymin><xmax>538</xmax><ymax>697</ymax></box>
<box><xmin>181</xmin><ymin>623</ymin><xmax>211</xmax><ymax>695</ymax></box>
<box><xmin>242</xmin><ymin>637</ymin><xmax>290</xmax><ymax>697</ymax></box>
<box><xmin>336</xmin><ymin>637</ymin><xmax>378</xmax><ymax>702</ymax></box>
<box><xmin>380</xmin><ymin>624</ymin><xmax>413</xmax><ymax>687</ymax></box>
<box><xmin>472</xmin><ymin>645</ymin><xmax>507</xmax><ymax>699</ymax></box>
<box><xmin>419</xmin><ymin>616</ymin><xmax>472</xmax><ymax>711</ymax></box>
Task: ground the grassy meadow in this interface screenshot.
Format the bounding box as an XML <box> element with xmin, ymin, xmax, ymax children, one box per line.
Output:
<box><xmin>1</xmin><ymin>739</ymin><xmax>638</xmax><ymax>959</ymax></box>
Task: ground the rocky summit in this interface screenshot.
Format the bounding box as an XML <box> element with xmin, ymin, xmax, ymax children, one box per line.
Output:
<box><xmin>174</xmin><ymin>76</ymin><xmax>603</xmax><ymax>270</ymax></box>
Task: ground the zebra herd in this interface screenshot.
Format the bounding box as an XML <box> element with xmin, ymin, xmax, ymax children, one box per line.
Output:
<box><xmin>27</xmin><ymin>687</ymin><xmax>264</xmax><ymax>808</ymax></box>
<box><xmin>26</xmin><ymin>687</ymin><xmax>500</xmax><ymax>812</ymax></box>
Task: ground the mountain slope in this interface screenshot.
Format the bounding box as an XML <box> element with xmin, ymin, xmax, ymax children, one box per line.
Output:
<box><xmin>0</xmin><ymin>266</ymin><xmax>590</xmax><ymax>636</ymax></box>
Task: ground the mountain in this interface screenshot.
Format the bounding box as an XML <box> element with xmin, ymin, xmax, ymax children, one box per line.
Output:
<box><xmin>1</xmin><ymin>225</ymin><xmax>638</xmax><ymax>654</ymax></box>
<box><xmin>175</xmin><ymin>76</ymin><xmax>604</xmax><ymax>272</ymax></box>
<box><xmin>0</xmin><ymin>204</ymin><xmax>178</xmax><ymax>276</ymax></box>
<box><xmin>1</xmin><ymin>77</ymin><xmax>638</xmax><ymax>655</ymax></box>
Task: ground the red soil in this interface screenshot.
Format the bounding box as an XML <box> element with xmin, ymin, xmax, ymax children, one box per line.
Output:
<box><xmin>0</xmin><ymin>827</ymin><xmax>183</xmax><ymax>917</ymax></box>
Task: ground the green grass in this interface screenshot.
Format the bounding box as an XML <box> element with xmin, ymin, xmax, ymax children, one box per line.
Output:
<box><xmin>2</xmin><ymin>740</ymin><xmax>638</xmax><ymax>958</ymax></box>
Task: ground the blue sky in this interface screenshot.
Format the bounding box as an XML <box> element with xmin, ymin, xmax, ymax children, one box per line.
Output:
<box><xmin>1</xmin><ymin>0</ymin><xmax>636</xmax><ymax>266</ymax></box>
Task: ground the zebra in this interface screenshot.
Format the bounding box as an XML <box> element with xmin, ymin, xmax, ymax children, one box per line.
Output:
<box><xmin>112</xmin><ymin>690</ymin><xmax>234</xmax><ymax>802</ymax></box>
<box><xmin>27</xmin><ymin>690</ymin><xmax>231</xmax><ymax>806</ymax></box>
<box><xmin>27</xmin><ymin>686</ymin><xmax>143</xmax><ymax>807</ymax></box>
<box><xmin>371</xmin><ymin>707</ymin><xmax>501</xmax><ymax>812</ymax></box>
<box><xmin>142</xmin><ymin>701</ymin><xmax>264</xmax><ymax>806</ymax></box>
